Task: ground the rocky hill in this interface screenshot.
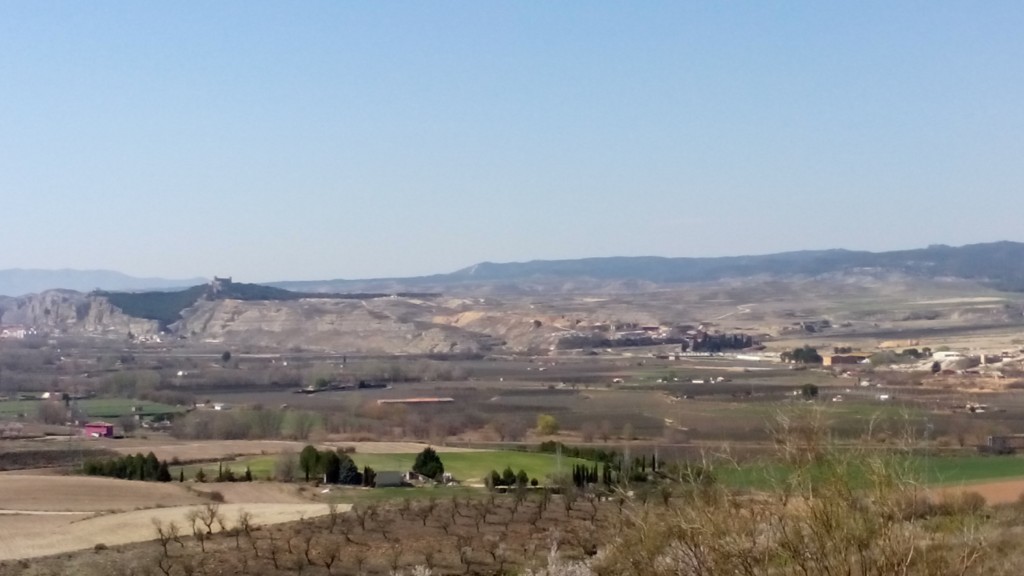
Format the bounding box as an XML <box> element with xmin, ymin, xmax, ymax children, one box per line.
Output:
<box><xmin>0</xmin><ymin>290</ymin><xmax>160</xmax><ymax>338</ymax></box>
<box><xmin>5</xmin><ymin>242</ymin><xmax>1024</xmax><ymax>353</ymax></box>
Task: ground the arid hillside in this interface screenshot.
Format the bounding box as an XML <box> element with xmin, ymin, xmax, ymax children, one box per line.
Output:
<box><xmin>2</xmin><ymin>271</ymin><xmax>1023</xmax><ymax>355</ymax></box>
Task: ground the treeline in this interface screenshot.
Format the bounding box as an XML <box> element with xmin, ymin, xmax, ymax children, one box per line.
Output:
<box><xmin>683</xmin><ymin>332</ymin><xmax>757</xmax><ymax>353</ymax></box>
<box><xmin>486</xmin><ymin>466</ymin><xmax>535</xmax><ymax>489</ymax></box>
<box><xmin>571</xmin><ymin>456</ymin><xmax>712</xmax><ymax>488</ymax></box>
<box><xmin>193</xmin><ymin>462</ymin><xmax>254</xmax><ymax>483</ymax></box>
<box><xmin>536</xmin><ymin>441</ymin><xmax>619</xmax><ymax>464</ymax></box>
<box><xmin>555</xmin><ymin>332</ymin><xmax>757</xmax><ymax>352</ymax></box>
<box><xmin>298</xmin><ymin>445</ymin><xmax>376</xmax><ymax>486</ymax></box>
<box><xmin>781</xmin><ymin>346</ymin><xmax>824</xmax><ymax>364</ymax></box>
<box><xmin>173</xmin><ymin>408</ymin><xmax>323</xmax><ymax>441</ymax></box>
<box><xmin>534</xmin><ymin>442</ymin><xmax>713</xmax><ymax>489</ymax></box>
<box><xmin>82</xmin><ymin>451</ymin><xmax>172</xmax><ymax>482</ymax></box>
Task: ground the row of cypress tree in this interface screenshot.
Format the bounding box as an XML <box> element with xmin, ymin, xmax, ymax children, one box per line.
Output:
<box><xmin>82</xmin><ymin>451</ymin><xmax>172</xmax><ymax>482</ymax></box>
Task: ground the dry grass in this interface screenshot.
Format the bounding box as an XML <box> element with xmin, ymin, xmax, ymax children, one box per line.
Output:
<box><xmin>187</xmin><ymin>482</ymin><xmax>313</xmax><ymax>504</ymax></box>
<box><xmin>0</xmin><ymin>503</ymin><xmax>341</xmax><ymax>561</ymax></box>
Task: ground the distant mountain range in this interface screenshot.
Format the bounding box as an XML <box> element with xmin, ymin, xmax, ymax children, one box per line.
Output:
<box><xmin>271</xmin><ymin>241</ymin><xmax>1024</xmax><ymax>293</ymax></box>
<box><xmin>0</xmin><ymin>269</ymin><xmax>207</xmax><ymax>297</ymax></box>
<box><xmin>5</xmin><ymin>241</ymin><xmax>1024</xmax><ymax>297</ymax></box>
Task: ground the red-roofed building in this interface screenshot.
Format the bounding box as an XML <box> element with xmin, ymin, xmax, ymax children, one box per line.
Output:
<box><xmin>83</xmin><ymin>422</ymin><xmax>114</xmax><ymax>438</ymax></box>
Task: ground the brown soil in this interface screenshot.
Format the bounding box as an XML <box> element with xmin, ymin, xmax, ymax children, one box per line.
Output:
<box><xmin>0</xmin><ymin>502</ymin><xmax>338</xmax><ymax>561</ymax></box>
<box><xmin>934</xmin><ymin>479</ymin><xmax>1024</xmax><ymax>506</ymax></box>
<box><xmin>0</xmin><ymin>475</ymin><xmax>205</xmax><ymax>512</ymax></box>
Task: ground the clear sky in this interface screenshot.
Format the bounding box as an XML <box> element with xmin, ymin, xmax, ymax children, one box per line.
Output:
<box><xmin>1</xmin><ymin>2</ymin><xmax>1022</xmax><ymax>282</ymax></box>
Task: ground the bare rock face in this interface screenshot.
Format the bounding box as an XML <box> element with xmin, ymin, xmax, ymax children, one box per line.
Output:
<box><xmin>0</xmin><ymin>291</ymin><xmax>159</xmax><ymax>337</ymax></box>
<box><xmin>171</xmin><ymin>298</ymin><xmax>492</xmax><ymax>354</ymax></box>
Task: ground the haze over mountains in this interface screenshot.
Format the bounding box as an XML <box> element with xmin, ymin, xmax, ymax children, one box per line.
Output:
<box><xmin>3</xmin><ymin>242</ymin><xmax>1024</xmax><ymax>297</ymax></box>
<box><xmin>0</xmin><ymin>269</ymin><xmax>206</xmax><ymax>297</ymax></box>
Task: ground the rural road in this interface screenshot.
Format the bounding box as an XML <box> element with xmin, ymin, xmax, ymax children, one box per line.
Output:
<box><xmin>0</xmin><ymin>510</ymin><xmax>88</xmax><ymax>515</ymax></box>
<box><xmin>713</xmin><ymin>304</ymin><xmax>753</xmax><ymax>321</ymax></box>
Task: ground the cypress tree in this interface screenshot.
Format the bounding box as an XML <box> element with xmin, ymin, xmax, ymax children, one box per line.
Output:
<box><xmin>156</xmin><ymin>461</ymin><xmax>172</xmax><ymax>482</ymax></box>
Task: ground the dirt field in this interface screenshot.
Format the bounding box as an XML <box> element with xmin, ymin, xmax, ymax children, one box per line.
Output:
<box><xmin>0</xmin><ymin>502</ymin><xmax>340</xmax><ymax>561</ymax></box>
<box><xmin>0</xmin><ymin>473</ymin><xmax>343</xmax><ymax>561</ymax></box>
<box><xmin>0</xmin><ymin>475</ymin><xmax>205</xmax><ymax>512</ymax></box>
<box><xmin>935</xmin><ymin>478</ymin><xmax>1024</xmax><ymax>506</ymax></box>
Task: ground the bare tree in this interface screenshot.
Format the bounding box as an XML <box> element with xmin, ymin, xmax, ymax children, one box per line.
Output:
<box><xmin>152</xmin><ymin>519</ymin><xmax>183</xmax><ymax>557</ymax></box>
<box><xmin>274</xmin><ymin>450</ymin><xmax>298</xmax><ymax>481</ymax></box>
<box><xmin>197</xmin><ymin>502</ymin><xmax>221</xmax><ymax>535</ymax></box>
<box><xmin>236</xmin><ymin>508</ymin><xmax>255</xmax><ymax>539</ymax></box>
<box><xmin>326</xmin><ymin>502</ymin><xmax>340</xmax><ymax>533</ymax></box>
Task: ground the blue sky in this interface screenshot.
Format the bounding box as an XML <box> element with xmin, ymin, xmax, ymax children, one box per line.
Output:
<box><xmin>1</xmin><ymin>2</ymin><xmax>1022</xmax><ymax>281</ymax></box>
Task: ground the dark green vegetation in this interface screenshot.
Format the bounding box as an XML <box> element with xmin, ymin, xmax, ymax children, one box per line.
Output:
<box><xmin>95</xmin><ymin>281</ymin><xmax>438</xmax><ymax>328</ymax></box>
<box><xmin>82</xmin><ymin>451</ymin><xmax>172</xmax><ymax>482</ymax></box>
<box><xmin>781</xmin><ymin>345</ymin><xmax>824</xmax><ymax>364</ymax></box>
<box><xmin>298</xmin><ymin>445</ymin><xmax>371</xmax><ymax>485</ymax></box>
<box><xmin>412</xmin><ymin>446</ymin><xmax>444</xmax><ymax>479</ymax></box>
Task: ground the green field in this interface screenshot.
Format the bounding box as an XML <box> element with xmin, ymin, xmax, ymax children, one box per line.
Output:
<box><xmin>0</xmin><ymin>398</ymin><xmax>185</xmax><ymax>419</ymax></box>
<box><xmin>716</xmin><ymin>454</ymin><xmax>1024</xmax><ymax>490</ymax></box>
<box><xmin>173</xmin><ymin>450</ymin><xmax>592</xmax><ymax>484</ymax></box>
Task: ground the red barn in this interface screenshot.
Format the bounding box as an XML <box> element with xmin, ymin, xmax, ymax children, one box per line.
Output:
<box><xmin>83</xmin><ymin>422</ymin><xmax>114</xmax><ymax>438</ymax></box>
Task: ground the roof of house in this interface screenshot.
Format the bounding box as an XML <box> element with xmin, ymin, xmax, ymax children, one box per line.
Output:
<box><xmin>374</xmin><ymin>471</ymin><xmax>408</xmax><ymax>486</ymax></box>
<box><xmin>84</xmin><ymin>421</ymin><xmax>114</xmax><ymax>427</ymax></box>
